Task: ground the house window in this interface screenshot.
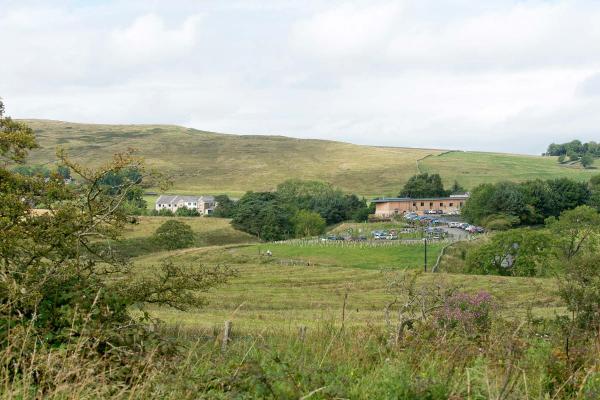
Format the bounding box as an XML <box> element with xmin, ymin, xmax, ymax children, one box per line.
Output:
<box><xmin>449</xmin><ymin>202</ymin><xmax>453</xmax><ymax>207</ymax></box>
<box><xmin>420</xmin><ymin>202</ymin><xmax>424</xmax><ymax>206</ymax></box>
<box><xmin>440</xmin><ymin>202</ymin><xmax>444</xmax><ymax>207</ymax></box>
<box><xmin>412</xmin><ymin>202</ymin><xmax>416</xmax><ymax>207</ymax></box>
<box><xmin>429</xmin><ymin>202</ymin><xmax>433</xmax><ymax>207</ymax></box>
<box><xmin>460</xmin><ymin>202</ymin><xmax>463</xmax><ymax>207</ymax></box>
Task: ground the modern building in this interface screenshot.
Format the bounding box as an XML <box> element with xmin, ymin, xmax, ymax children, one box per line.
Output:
<box><xmin>372</xmin><ymin>194</ymin><xmax>469</xmax><ymax>217</ymax></box>
<box><xmin>155</xmin><ymin>195</ymin><xmax>216</xmax><ymax>215</ymax></box>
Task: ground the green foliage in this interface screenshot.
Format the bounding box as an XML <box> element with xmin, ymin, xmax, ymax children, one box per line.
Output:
<box><xmin>480</xmin><ymin>214</ymin><xmax>521</xmax><ymax>230</ymax></box>
<box><xmin>558</xmin><ymin>255</ymin><xmax>600</xmax><ymax>332</ymax></box>
<box><xmin>449</xmin><ymin>180</ymin><xmax>466</xmax><ymax>194</ymax></box>
<box><xmin>0</xmin><ymin>111</ymin><xmax>233</xmax><ymax>391</ymax></box>
<box><xmin>232</xmin><ymin>192</ymin><xmax>294</xmax><ymax>241</ymax></box>
<box><xmin>547</xmin><ymin>140</ymin><xmax>600</xmax><ymax>162</ymax></box>
<box><xmin>580</xmin><ymin>153</ymin><xmax>594</xmax><ymax>168</ymax></box>
<box><xmin>466</xmin><ymin>228</ymin><xmax>554</xmax><ymax>276</ymax></box>
<box><xmin>463</xmin><ymin>178</ymin><xmax>590</xmax><ymax>226</ymax></box>
<box><xmin>211</xmin><ymin>194</ymin><xmax>237</xmax><ymax>218</ymax></box>
<box><xmin>291</xmin><ymin>210</ymin><xmax>326</xmax><ymax>237</ymax></box>
<box><xmin>558</xmin><ymin>154</ymin><xmax>566</xmax><ymax>163</ymax></box>
<box><xmin>399</xmin><ymin>173</ymin><xmax>448</xmax><ymax>198</ymax></box>
<box><xmin>153</xmin><ymin>220</ymin><xmax>196</xmax><ymax>250</ymax></box>
<box><xmin>0</xmin><ymin>100</ymin><xmax>38</xmax><ymax>163</ymax></box>
<box><xmin>175</xmin><ymin>207</ymin><xmax>200</xmax><ymax>217</ymax></box>
<box><xmin>545</xmin><ymin>205</ymin><xmax>600</xmax><ymax>260</ymax></box>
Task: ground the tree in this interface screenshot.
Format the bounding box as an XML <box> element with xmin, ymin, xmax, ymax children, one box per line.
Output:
<box><xmin>449</xmin><ymin>180</ymin><xmax>466</xmax><ymax>194</ymax></box>
<box><xmin>212</xmin><ymin>194</ymin><xmax>237</xmax><ymax>218</ymax></box>
<box><xmin>0</xmin><ymin>107</ymin><xmax>232</xmax><ymax>381</ymax></box>
<box><xmin>154</xmin><ymin>220</ymin><xmax>196</xmax><ymax>249</ymax></box>
<box><xmin>399</xmin><ymin>173</ymin><xmax>448</xmax><ymax>198</ymax></box>
<box><xmin>588</xmin><ymin>174</ymin><xmax>600</xmax><ymax>211</ymax></box>
<box><xmin>232</xmin><ymin>192</ymin><xmax>294</xmax><ymax>241</ymax></box>
<box><xmin>546</xmin><ymin>178</ymin><xmax>590</xmax><ymax>217</ymax></box>
<box><xmin>557</xmin><ymin>255</ymin><xmax>600</xmax><ymax>332</ymax></box>
<box><xmin>57</xmin><ymin>165</ymin><xmax>71</xmax><ymax>179</ymax></box>
<box><xmin>466</xmin><ymin>229</ymin><xmax>554</xmax><ymax>276</ymax></box>
<box><xmin>545</xmin><ymin>205</ymin><xmax>600</xmax><ymax>261</ymax></box>
<box><xmin>558</xmin><ymin>154</ymin><xmax>566</xmax><ymax>163</ymax></box>
<box><xmin>292</xmin><ymin>210</ymin><xmax>326</xmax><ymax>237</ymax></box>
<box><xmin>580</xmin><ymin>153</ymin><xmax>594</xmax><ymax>168</ymax></box>
<box><xmin>0</xmin><ymin>99</ymin><xmax>38</xmax><ymax>163</ymax></box>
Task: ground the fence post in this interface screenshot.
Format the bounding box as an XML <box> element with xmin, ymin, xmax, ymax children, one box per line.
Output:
<box><xmin>298</xmin><ymin>325</ymin><xmax>307</xmax><ymax>342</ymax></box>
<box><xmin>222</xmin><ymin>320</ymin><xmax>232</xmax><ymax>352</ymax></box>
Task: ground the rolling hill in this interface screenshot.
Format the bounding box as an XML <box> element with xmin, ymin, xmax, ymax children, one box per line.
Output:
<box><xmin>20</xmin><ymin>119</ymin><xmax>598</xmax><ymax>196</ymax></box>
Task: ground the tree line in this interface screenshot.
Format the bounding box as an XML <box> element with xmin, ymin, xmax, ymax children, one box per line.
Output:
<box><xmin>462</xmin><ymin>176</ymin><xmax>600</xmax><ymax>229</ymax></box>
<box><xmin>545</xmin><ymin>139</ymin><xmax>599</xmax><ymax>167</ymax></box>
<box><xmin>213</xmin><ymin>179</ymin><xmax>373</xmax><ymax>241</ymax></box>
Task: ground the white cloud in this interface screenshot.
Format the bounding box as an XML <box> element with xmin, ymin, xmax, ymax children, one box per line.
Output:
<box><xmin>110</xmin><ymin>14</ymin><xmax>203</xmax><ymax>65</ymax></box>
<box><xmin>1</xmin><ymin>0</ymin><xmax>600</xmax><ymax>154</ymax></box>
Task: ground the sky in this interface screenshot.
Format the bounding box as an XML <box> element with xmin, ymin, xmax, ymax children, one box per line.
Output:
<box><xmin>1</xmin><ymin>0</ymin><xmax>600</xmax><ymax>154</ymax></box>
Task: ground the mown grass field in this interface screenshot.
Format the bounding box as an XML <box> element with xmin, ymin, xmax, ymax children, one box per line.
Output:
<box><xmin>137</xmin><ymin>248</ymin><xmax>562</xmax><ymax>332</ymax></box>
<box><xmin>131</xmin><ymin>236</ymin><xmax>561</xmax><ymax>333</ymax></box>
<box><xmin>20</xmin><ymin>120</ymin><xmax>598</xmax><ymax>197</ymax></box>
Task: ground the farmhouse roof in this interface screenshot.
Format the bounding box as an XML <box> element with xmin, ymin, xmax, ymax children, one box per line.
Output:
<box><xmin>156</xmin><ymin>195</ymin><xmax>215</xmax><ymax>205</ymax></box>
<box><xmin>371</xmin><ymin>195</ymin><xmax>469</xmax><ymax>203</ymax></box>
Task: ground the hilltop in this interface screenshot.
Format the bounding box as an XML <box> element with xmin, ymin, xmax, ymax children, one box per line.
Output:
<box><xmin>21</xmin><ymin>119</ymin><xmax>597</xmax><ymax>196</ymax></box>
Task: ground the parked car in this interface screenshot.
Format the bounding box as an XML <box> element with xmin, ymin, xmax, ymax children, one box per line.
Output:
<box><xmin>448</xmin><ymin>221</ymin><xmax>461</xmax><ymax>228</ymax></box>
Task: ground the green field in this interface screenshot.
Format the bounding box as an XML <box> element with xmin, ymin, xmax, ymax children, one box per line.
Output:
<box><xmin>19</xmin><ymin>120</ymin><xmax>598</xmax><ymax>197</ymax></box>
<box><xmin>121</xmin><ymin>218</ymin><xmax>562</xmax><ymax>333</ymax></box>
<box><xmin>137</xmin><ymin>244</ymin><xmax>560</xmax><ymax>332</ymax></box>
<box><xmin>420</xmin><ymin>150</ymin><xmax>598</xmax><ymax>188</ymax></box>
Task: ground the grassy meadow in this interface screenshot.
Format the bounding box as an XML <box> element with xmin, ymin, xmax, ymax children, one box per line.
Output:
<box><xmin>119</xmin><ymin>219</ymin><xmax>563</xmax><ymax>333</ymax></box>
<box><xmin>20</xmin><ymin>120</ymin><xmax>598</xmax><ymax>197</ymax></box>
<box><xmin>420</xmin><ymin>150</ymin><xmax>598</xmax><ymax>188</ymax></box>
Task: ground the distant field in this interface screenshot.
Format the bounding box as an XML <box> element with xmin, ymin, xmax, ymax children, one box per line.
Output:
<box><xmin>135</xmin><ymin>244</ymin><xmax>561</xmax><ymax>332</ymax></box>
<box><xmin>20</xmin><ymin>119</ymin><xmax>597</xmax><ymax>197</ymax></box>
<box><xmin>420</xmin><ymin>150</ymin><xmax>598</xmax><ymax>188</ymax></box>
<box><xmin>239</xmin><ymin>241</ymin><xmax>442</xmax><ymax>270</ymax></box>
<box><xmin>121</xmin><ymin>216</ymin><xmax>257</xmax><ymax>245</ymax></box>
<box><xmin>21</xmin><ymin>120</ymin><xmax>437</xmax><ymax>196</ymax></box>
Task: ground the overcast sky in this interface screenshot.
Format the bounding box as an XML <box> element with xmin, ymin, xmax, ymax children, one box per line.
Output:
<box><xmin>1</xmin><ymin>0</ymin><xmax>600</xmax><ymax>154</ymax></box>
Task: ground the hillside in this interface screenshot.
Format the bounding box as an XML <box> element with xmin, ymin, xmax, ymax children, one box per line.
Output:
<box><xmin>21</xmin><ymin>119</ymin><xmax>598</xmax><ymax>196</ymax></box>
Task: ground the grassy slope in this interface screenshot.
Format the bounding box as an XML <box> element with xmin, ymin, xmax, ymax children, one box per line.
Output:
<box><xmin>21</xmin><ymin>119</ymin><xmax>597</xmax><ymax>197</ymax></box>
<box><xmin>122</xmin><ymin>216</ymin><xmax>257</xmax><ymax>245</ymax></box>
<box><xmin>22</xmin><ymin>119</ymin><xmax>436</xmax><ymax>197</ymax></box>
<box><xmin>136</xmin><ymin>244</ymin><xmax>560</xmax><ymax>331</ymax></box>
<box><xmin>420</xmin><ymin>150</ymin><xmax>598</xmax><ymax>188</ymax></box>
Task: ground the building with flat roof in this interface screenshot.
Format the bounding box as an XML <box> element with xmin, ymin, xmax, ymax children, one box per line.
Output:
<box><xmin>372</xmin><ymin>194</ymin><xmax>469</xmax><ymax>217</ymax></box>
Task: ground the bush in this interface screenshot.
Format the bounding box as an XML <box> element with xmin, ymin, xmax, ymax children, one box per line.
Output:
<box><xmin>465</xmin><ymin>228</ymin><xmax>554</xmax><ymax>276</ymax></box>
<box><xmin>292</xmin><ymin>210</ymin><xmax>326</xmax><ymax>237</ymax></box>
<box><xmin>434</xmin><ymin>292</ymin><xmax>495</xmax><ymax>336</ymax></box>
<box><xmin>481</xmin><ymin>213</ymin><xmax>520</xmax><ymax>230</ymax></box>
<box><xmin>153</xmin><ymin>220</ymin><xmax>196</xmax><ymax>250</ymax></box>
<box><xmin>175</xmin><ymin>207</ymin><xmax>200</xmax><ymax>217</ymax></box>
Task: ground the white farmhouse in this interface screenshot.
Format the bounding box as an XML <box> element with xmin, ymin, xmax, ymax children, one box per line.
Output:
<box><xmin>155</xmin><ymin>195</ymin><xmax>216</xmax><ymax>215</ymax></box>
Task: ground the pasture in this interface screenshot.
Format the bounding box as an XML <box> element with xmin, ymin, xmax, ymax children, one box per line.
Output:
<box><xmin>21</xmin><ymin>120</ymin><xmax>598</xmax><ymax>197</ymax></box>
<box><xmin>420</xmin><ymin>150</ymin><xmax>598</xmax><ymax>188</ymax></box>
<box><xmin>134</xmin><ymin>240</ymin><xmax>561</xmax><ymax>333</ymax></box>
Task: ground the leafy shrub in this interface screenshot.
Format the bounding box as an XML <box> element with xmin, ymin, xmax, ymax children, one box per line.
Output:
<box><xmin>175</xmin><ymin>207</ymin><xmax>200</xmax><ymax>217</ymax></box>
<box><xmin>434</xmin><ymin>292</ymin><xmax>495</xmax><ymax>335</ymax></box>
<box><xmin>465</xmin><ymin>228</ymin><xmax>554</xmax><ymax>276</ymax></box>
<box><xmin>153</xmin><ymin>220</ymin><xmax>195</xmax><ymax>250</ymax></box>
<box><xmin>481</xmin><ymin>213</ymin><xmax>520</xmax><ymax>230</ymax></box>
